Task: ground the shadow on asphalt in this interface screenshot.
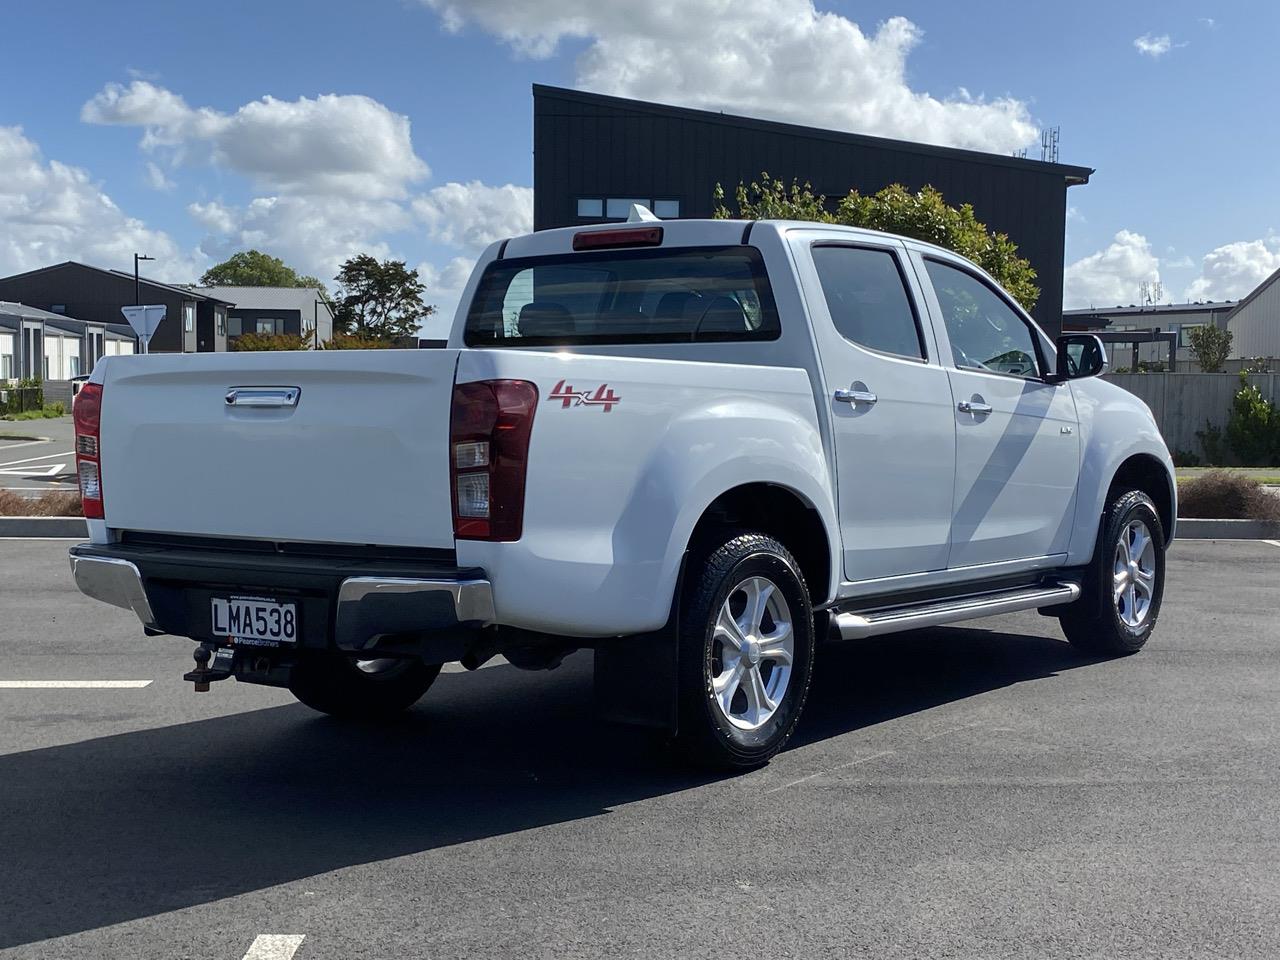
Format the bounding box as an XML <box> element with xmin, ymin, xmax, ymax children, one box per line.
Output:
<box><xmin>0</xmin><ymin>624</ymin><xmax>1090</xmax><ymax>949</ymax></box>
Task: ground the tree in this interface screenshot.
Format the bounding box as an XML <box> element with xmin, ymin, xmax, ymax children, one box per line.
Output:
<box><xmin>200</xmin><ymin>250</ymin><xmax>324</xmax><ymax>289</ymax></box>
<box><xmin>714</xmin><ymin>174</ymin><xmax>1040</xmax><ymax>312</ymax></box>
<box><xmin>331</xmin><ymin>255</ymin><xmax>434</xmax><ymax>342</ymax></box>
<box><xmin>231</xmin><ymin>332</ymin><xmax>310</xmax><ymax>352</ymax></box>
<box><xmin>1186</xmin><ymin>324</ymin><xmax>1233</xmax><ymax>373</ymax></box>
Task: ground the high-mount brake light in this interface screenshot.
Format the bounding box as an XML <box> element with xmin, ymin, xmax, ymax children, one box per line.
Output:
<box><xmin>73</xmin><ymin>382</ymin><xmax>105</xmax><ymax>519</ymax></box>
<box><xmin>572</xmin><ymin>226</ymin><xmax>663</xmax><ymax>251</ymax></box>
<box><xmin>449</xmin><ymin>379</ymin><xmax>538</xmax><ymax>541</ymax></box>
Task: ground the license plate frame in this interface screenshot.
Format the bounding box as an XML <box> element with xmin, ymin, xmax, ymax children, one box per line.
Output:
<box><xmin>210</xmin><ymin>595</ymin><xmax>298</xmax><ymax>646</ymax></box>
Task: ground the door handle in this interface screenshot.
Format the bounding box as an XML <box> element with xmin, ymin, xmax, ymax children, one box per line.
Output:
<box><xmin>834</xmin><ymin>388</ymin><xmax>878</xmax><ymax>405</ymax></box>
<box><xmin>957</xmin><ymin>398</ymin><xmax>993</xmax><ymax>416</ymax></box>
<box><xmin>225</xmin><ymin>386</ymin><xmax>301</xmax><ymax>408</ymax></box>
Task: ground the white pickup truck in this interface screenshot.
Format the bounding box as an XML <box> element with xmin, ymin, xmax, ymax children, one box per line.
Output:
<box><xmin>69</xmin><ymin>212</ymin><xmax>1175</xmax><ymax>768</ymax></box>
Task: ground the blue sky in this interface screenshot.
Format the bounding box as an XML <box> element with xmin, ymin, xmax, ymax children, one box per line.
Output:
<box><xmin>2</xmin><ymin>0</ymin><xmax>1276</xmax><ymax>332</ymax></box>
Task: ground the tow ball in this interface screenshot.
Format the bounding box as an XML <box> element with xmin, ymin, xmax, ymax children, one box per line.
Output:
<box><xmin>183</xmin><ymin>642</ymin><xmax>234</xmax><ymax>692</ymax></box>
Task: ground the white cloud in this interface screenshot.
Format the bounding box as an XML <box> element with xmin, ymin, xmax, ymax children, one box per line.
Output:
<box><xmin>145</xmin><ymin>160</ymin><xmax>174</xmax><ymax>191</ymax></box>
<box><xmin>413</xmin><ymin>181</ymin><xmax>533</xmax><ymax>251</ymax></box>
<box><xmin>1133</xmin><ymin>33</ymin><xmax>1184</xmax><ymax>58</ymax></box>
<box><xmin>1184</xmin><ymin>238</ymin><xmax>1280</xmax><ymax>302</ymax></box>
<box><xmin>422</xmin><ymin>1</ymin><xmax>1038</xmax><ymax>153</ymax></box>
<box><xmin>83</xmin><ymin>81</ymin><xmax>428</xmax><ymax>199</ymax></box>
<box><xmin>1063</xmin><ymin>230</ymin><xmax>1161</xmax><ymax>308</ymax></box>
<box><xmin>417</xmin><ymin>255</ymin><xmax>478</xmax><ymax>336</ymax></box>
<box><xmin>0</xmin><ymin>125</ymin><xmax>200</xmax><ymax>281</ymax></box>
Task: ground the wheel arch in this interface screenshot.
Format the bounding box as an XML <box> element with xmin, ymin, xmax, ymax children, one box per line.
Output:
<box><xmin>684</xmin><ymin>482</ymin><xmax>834</xmax><ymax>606</ymax></box>
<box><xmin>1108</xmin><ymin>453</ymin><xmax>1176</xmax><ymax>545</ymax></box>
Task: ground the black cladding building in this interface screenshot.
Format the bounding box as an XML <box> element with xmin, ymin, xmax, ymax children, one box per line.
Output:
<box><xmin>533</xmin><ymin>85</ymin><xmax>1093</xmax><ymax>335</ymax></box>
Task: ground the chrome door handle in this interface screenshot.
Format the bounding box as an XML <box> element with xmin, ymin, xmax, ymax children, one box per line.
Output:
<box><xmin>957</xmin><ymin>399</ymin><xmax>993</xmax><ymax>415</ymax></box>
<box><xmin>834</xmin><ymin>389</ymin><xmax>878</xmax><ymax>405</ymax></box>
<box><xmin>225</xmin><ymin>386</ymin><xmax>301</xmax><ymax>408</ymax></box>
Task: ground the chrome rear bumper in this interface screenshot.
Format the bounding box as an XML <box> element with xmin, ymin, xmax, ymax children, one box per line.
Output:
<box><xmin>68</xmin><ymin>548</ymin><xmax>495</xmax><ymax>647</ymax></box>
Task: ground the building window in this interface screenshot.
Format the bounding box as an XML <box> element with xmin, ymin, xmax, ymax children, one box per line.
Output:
<box><xmin>228</xmin><ymin>317</ymin><xmax>243</xmax><ymax>337</ymax></box>
<box><xmin>256</xmin><ymin>318</ymin><xmax>282</xmax><ymax>335</ymax></box>
<box><xmin>605</xmin><ymin>198</ymin><xmax>651</xmax><ymax>218</ymax></box>
<box><xmin>51</xmin><ymin>304</ymin><xmax>66</xmax><ymax>315</ymax></box>
<box><xmin>1</xmin><ymin>353</ymin><xmax>11</xmax><ymax>379</ymax></box>
<box><xmin>183</xmin><ymin>302</ymin><xmax>195</xmax><ymax>333</ymax></box>
<box><xmin>216</xmin><ymin>310</ymin><xmax>226</xmax><ymax>337</ymax></box>
<box><xmin>1178</xmin><ymin>323</ymin><xmax>1205</xmax><ymax>347</ymax></box>
<box><xmin>67</xmin><ymin>355</ymin><xmax>80</xmax><ymax>379</ymax></box>
<box><xmin>652</xmin><ymin>199</ymin><xmax>681</xmax><ymax>219</ymax></box>
<box><xmin>577</xmin><ymin>198</ymin><xmax>603</xmax><ymax>218</ymax></box>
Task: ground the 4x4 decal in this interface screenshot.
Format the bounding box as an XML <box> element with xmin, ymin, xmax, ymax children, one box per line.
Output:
<box><xmin>548</xmin><ymin>379</ymin><xmax>621</xmax><ymax>412</ymax></box>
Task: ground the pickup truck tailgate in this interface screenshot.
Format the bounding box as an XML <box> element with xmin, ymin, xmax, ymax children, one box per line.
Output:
<box><xmin>97</xmin><ymin>349</ymin><xmax>459</xmax><ymax>548</ymax></box>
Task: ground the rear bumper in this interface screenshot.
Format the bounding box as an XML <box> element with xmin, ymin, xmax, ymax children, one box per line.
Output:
<box><xmin>68</xmin><ymin>541</ymin><xmax>494</xmax><ymax>653</ymax></box>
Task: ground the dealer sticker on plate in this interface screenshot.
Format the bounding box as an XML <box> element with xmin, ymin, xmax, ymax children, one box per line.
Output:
<box><xmin>211</xmin><ymin>595</ymin><xmax>298</xmax><ymax>646</ymax></box>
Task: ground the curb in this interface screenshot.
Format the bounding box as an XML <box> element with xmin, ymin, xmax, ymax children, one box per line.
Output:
<box><xmin>0</xmin><ymin>516</ymin><xmax>88</xmax><ymax>538</ymax></box>
<box><xmin>1175</xmin><ymin>518</ymin><xmax>1280</xmax><ymax>540</ymax></box>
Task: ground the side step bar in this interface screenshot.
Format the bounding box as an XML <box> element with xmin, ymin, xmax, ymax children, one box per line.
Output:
<box><xmin>834</xmin><ymin>582</ymin><xmax>1080</xmax><ymax>640</ymax></box>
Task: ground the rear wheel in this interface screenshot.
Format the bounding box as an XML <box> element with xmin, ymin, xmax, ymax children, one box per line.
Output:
<box><xmin>288</xmin><ymin>654</ymin><xmax>441</xmax><ymax>719</ymax></box>
<box><xmin>1059</xmin><ymin>489</ymin><xmax>1166</xmax><ymax>656</ymax></box>
<box><xmin>676</xmin><ymin>533</ymin><xmax>815</xmax><ymax>768</ymax></box>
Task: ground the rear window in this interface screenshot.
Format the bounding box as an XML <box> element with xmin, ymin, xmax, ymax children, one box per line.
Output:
<box><xmin>463</xmin><ymin>246</ymin><xmax>780</xmax><ymax>346</ymax></box>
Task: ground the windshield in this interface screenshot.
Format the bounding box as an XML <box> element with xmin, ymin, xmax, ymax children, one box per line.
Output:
<box><xmin>464</xmin><ymin>245</ymin><xmax>780</xmax><ymax>347</ymax></box>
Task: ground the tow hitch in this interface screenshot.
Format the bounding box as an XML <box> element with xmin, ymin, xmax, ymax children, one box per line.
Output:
<box><xmin>183</xmin><ymin>642</ymin><xmax>234</xmax><ymax>692</ymax></box>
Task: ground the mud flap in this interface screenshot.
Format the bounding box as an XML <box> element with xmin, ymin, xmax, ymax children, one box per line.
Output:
<box><xmin>592</xmin><ymin>556</ymin><xmax>685</xmax><ymax>734</ymax></box>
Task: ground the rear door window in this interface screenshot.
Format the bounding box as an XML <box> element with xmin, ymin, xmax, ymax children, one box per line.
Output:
<box><xmin>464</xmin><ymin>246</ymin><xmax>779</xmax><ymax>346</ymax></box>
<box><xmin>811</xmin><ymin>245</ymin><xmax>925</xmax><ymax>360</ymax></box>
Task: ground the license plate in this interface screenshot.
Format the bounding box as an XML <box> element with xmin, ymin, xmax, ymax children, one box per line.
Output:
<box><xmin>211</xmin><ymin>596</ymin><xmax>297</xmax><ymax>646</ymax></box>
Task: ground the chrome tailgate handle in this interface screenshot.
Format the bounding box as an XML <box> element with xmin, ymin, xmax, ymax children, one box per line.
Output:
<box><xmin>225</xmin><ymin>386</ymin><xmax>301</xmax><ymax>408</ymax></box>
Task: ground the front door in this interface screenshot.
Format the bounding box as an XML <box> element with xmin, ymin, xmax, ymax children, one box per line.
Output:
<box><xmin>920</xmin><ymin>256</ymin><xmax>1080</xmax><ymax>568</ymax></box>
<box><xmin>797</xmin><ymin>237</ymin><xmax>957</xmax><ymax>582</ymax></box>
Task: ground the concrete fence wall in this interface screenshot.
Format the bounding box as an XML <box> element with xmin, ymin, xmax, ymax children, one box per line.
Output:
<box><xmin>1102</xmin><ymin>372</ymin><xmax>1279</xmax><ymax>457</ymax></box>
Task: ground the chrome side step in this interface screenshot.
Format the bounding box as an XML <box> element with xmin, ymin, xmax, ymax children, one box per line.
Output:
<box><xmin>834</xmin><ymin>582</ymin><xmax>1080</xmax><ymax>640</ymax></box>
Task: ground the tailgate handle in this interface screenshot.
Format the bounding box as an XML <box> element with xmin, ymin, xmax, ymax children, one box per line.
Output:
<box><xmin>225</xmin><ymin>386</ymin><xmax>301</xmax><ymax>408</ymax></box>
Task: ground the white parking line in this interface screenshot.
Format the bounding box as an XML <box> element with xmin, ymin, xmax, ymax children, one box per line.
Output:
<box><xmin>765</xmin><ymin>749</ymin><xmax>896</xmax><ymax>794</ymax></box>
<box><xmin>1264</xmin><ymin>540</ymin><xmax>1280</xmax><ymax>548</ymax></box>
<box><xmin>0</xmin><ymin>680</ymin><xmax>152</xmax><ymax>688</ymax></box>
<box><xmin>0</xmin><ymin>439</ymin><xmax>50</xmax><ymax>452</ymax></box>
<box><xmin>242</xmin><ymin>934</ymin><xmax>305</xmax><ymax>960</ymax></box>
<box><xmin>0</xmin><ymin>450</ymin><xmax>74</xmax><ymax>468</ymax></box>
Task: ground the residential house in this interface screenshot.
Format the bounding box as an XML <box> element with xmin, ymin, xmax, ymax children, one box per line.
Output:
<box><xmin>189</xmin><ymin>286</ymin><xmax>334</xmax><ymax>347</ymax></box>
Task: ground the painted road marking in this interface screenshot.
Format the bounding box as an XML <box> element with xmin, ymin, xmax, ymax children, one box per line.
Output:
<box><xmin>0</xmin><ymin>439</ymin><xmax>51</xmax><ymax>453</ymax></box>
<box><xmin>0</xmin><ymin>680</ymin><xmax>152</xmax><ymax>689</ymax></box>
<box><xmin>242</xmin><ymin>934</ymin><xmax>305</xmax><ymax>960</ymax></box>
<box><xmin>765</xmin><ymin>749</ymin><xmax>896</xmax><ymax>794</ymax></box>
<box><xmin>0</xmin><ymin>463</ymin><xmax>65</xmax><ymax>477</ymax></box>
<box><xmin>0</xmin><ymin>450</ymin><xmax>73</xmax><ymax>468</ymax></box>
<box><xmin>1264</xmin><ymin>540</ymin><xmax>1280</xmax><ymax>548</ymax></box>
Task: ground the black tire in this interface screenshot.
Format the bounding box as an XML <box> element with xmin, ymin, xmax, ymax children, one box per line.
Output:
<box><xmin>675</xmin><ymin>532</ymin><xmax>815</xmax><ymax>769</ymax></box>
<box><xmin>288</xmin><ymin>655</ymin><xmax>441</xmax><ymax>719</ymax></box>
<box><xmin>1059</xmin><ymin>489</ymin><xmax>1166</xmax><ymax>656</ymax></box>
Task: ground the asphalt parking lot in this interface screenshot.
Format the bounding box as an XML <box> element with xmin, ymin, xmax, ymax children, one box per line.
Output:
<box><xmin>0</xmin><ymin>418</ymin><xmax>75</xmax><ymax>495</ymax></box>
<box><xmin>1</xmin><ymin>538</ymin><xmax>1277</xmax><ymax>959</ymax></box>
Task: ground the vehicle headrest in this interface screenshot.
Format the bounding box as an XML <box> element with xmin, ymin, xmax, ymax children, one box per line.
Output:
<box><xmin>517</xmin><ymin>302</ymin><xmax>575</xmax><ymax>338</ymax></box>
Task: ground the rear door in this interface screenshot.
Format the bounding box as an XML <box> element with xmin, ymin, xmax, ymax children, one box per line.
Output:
<box><xmin>794</xmin><ymin>234</ymin><xmax>956</xmax><ymax>582</ymax></box>
<box><xmin>98</xmin><ymin>349</ymin><xmax>460</xmax><ymax>548</ymax></box>
<box><xmin>916</xmin><ymin>254</ymin><xmax>1079</xmax><ymax>568</ymax></box>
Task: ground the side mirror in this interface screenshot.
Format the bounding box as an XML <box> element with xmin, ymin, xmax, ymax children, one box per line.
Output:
<box><xmin>1049</xmin><ymin>333</ymin><xmax>1108</xmax><ymax>382</ymax></box>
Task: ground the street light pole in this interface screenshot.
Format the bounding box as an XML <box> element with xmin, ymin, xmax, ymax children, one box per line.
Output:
<box><xmin>133</xmin><ymin>253</ymin><xmax>154</xmax><ymax>306</ymax></box>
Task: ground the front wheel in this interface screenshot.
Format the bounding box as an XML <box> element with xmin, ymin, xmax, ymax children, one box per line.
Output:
<box><xmin>676</xmin><ymin>533</ymin><xmax>815</xmax><ymax>769</ymax></box>
<box><xmin>1059</xmin><ymin>489</ymin><xmax>1166</xmax><ymax>656</ymax></box>
<box><xmin>289</xmin><ymin>655</ymin><xmax>441</xmax><ymax>719</ymax></box>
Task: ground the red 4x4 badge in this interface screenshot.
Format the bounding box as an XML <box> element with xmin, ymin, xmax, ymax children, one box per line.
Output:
<box><xmin>548</xmin><ymin>380</ymin><xmax>621</xmax><ymax>412</ymax></box>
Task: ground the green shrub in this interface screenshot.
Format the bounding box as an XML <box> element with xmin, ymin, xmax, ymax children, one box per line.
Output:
<box><xmin>1196</xmin><ymin>421</ymin><xmax>1229</xmax><ymax>465</ymax></box>
<box><xmin>1186</xmin><ymin>325</ymin><xmax>1233</xmax><ymax>373</ymax></box>
<box><xmin>231</xmin><ymin>332</ymin><xmax>310</xmax><ymax>351</ymax></box>
<box><xmin>1225</xmin><ymin>372</ymin><xmax>1280</xmax><ymax>466</ymax></box>
<box><xmin>326</xmin><ymin>333</ymin><xmax>394</xmax><ymax>349</ymax></box>
<box><xmin>1178</xmin><ymin>470</ymin><xmax>1280</xmax><ymax>521</ymax></box>
<box><xmin>1171</xmin><ymin>448</ymin><xmax>1201</xmax><ymax>467</ymax></box>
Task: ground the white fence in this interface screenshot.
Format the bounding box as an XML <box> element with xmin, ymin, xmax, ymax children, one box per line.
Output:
<box><xmin>1103</xmin><ymin>372</ymin><xmax>1280</xmax><ymax>457</ymax></box>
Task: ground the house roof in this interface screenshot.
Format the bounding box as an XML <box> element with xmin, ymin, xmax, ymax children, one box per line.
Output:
<box><xmin>0</xmin><ymin>301</ymin><xmax>135</xmax><ymax>339</ymax></box>
<box><xmin>0</xmin><ymin>261</ymin><xmax>234</xmax><ymax>304</ymax></box>
<box><xmin>189</xmin><ymin>285</ymin><xmax>332</xmax><ymax>317</ymax></box>
<box><xmin>534</xmin><ymin>84</ymin><xmax>1095</xmax><ymax>185</ymax></box>
<box><xmin>1225</xmin><ymin>266</ymin><xmax>1280</xmax><ymax>321</ymax></box>
<box><xmin>1063</xmin><ymin>301</ymin><xmax>1239</xmax><ymax>320</ymax></box>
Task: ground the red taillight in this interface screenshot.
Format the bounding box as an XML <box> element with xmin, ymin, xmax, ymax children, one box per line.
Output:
<box><xmin>572</xmin><ymin>226</ymin><xmax>663</xmax><ymax>251</ymax></box>
<box><xmin>73</xmin><ymin>382</ymin><xmax>104</xmax><ymax>520</ymax></box>
<box><xmin>450</xmin><ymin>380</ymin><xmax>538</xmax><ymax>541</ymax></box>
